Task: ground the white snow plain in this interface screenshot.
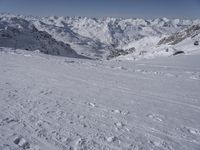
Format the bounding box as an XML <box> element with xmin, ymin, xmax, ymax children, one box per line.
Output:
<box><xmin>0</xmin><ymin>48</ymin><xmax>200</xmax><ymax>150</ymax></box>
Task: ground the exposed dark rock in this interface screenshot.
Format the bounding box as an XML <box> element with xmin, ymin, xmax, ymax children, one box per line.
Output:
<box><xmin>194</xmin><ymin>41</ymin><xmax>199</xmax><ymax>46</ymax></box>
<box><xmin>139</xmin><ymin>51</ymin><xmax>147</xmax><ymax>55</ymax></box>
<box><xmin>158</xmin><ymin>24</ymin><xmax>200</xmax><ymax>45</ymax></box>
<box><xmin>173</xmin><ymin>51</ymin><xmax>185</xmax><ymax>56</ymax></box>
<box><xmin>107</xmin><ymin>47</ymin><xmax>136</xmax><ymax>60</ymax></box>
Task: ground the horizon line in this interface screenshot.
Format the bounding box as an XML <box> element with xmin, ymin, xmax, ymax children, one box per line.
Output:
<box><xmin>1</xmin><ymin>12</ymin><xmax>200</xmax><ymax>20</ymax></box>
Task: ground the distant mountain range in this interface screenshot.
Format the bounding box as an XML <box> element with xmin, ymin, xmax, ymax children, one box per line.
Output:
<box><xmin>0</xmin><ymin>13</ymin><xmax>200</xmax><ymax>60</ymax></box>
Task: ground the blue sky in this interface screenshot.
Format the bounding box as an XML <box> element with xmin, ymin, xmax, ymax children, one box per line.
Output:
<box><xmin>0</xmin><ymin>0</ymin><xmax>200</xmax><ymax>19</ymax></box>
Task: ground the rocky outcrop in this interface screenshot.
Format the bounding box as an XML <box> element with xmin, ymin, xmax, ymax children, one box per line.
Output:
<box><xmin>107</xmin><ymin>47</ymin><xmax>136</xmax><ymax>60</ymax></box>
<box><xmin>158</xmin><ymin>24</ymin><xmax>200</xmax><ymax>45</ymax></box>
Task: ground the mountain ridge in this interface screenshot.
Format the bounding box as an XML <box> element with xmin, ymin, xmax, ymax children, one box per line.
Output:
<box><xmin>0</xmin><ymin>13</ymin><xmax>200</xmax><ymax>59</ymax></box>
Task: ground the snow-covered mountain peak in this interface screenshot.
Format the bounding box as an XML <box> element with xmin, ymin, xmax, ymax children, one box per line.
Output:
<box><xmin>0</xmin><ymin>13</ymin><xmax>200</xmax><ymax>59</ymax></box>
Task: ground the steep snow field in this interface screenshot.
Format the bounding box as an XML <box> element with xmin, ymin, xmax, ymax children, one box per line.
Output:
<box><xmin>0</xmin><ymin>48</ymin><xmax>200</xmax><ymax>150</ymax></box>
<box><xmin>0</xmin><ymin>16</ymin><xmax>86</xmax><ymax>59</ymax></box>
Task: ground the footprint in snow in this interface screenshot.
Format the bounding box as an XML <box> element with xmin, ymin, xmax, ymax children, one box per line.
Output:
<box><xmin>165</xmin><ymin>73</ymin><xmax>176</xmax><ymax>77</ymax></box>
<box><xmin>77</xmin><ymin>114</ymin><xmax>86</xmax><ymax>119</ymax></box>
<box><xmin>85</xmin><ymin>102</ymin><xmax>97</xmax><ymax>108</ymax></box>
<box><xmin>24</xmin><ymin>54</ymin><xmax>32</xmax><ymax>57</ymax></box>
<box><xmin>106</xmin><ymin>136</ymin><xmax>119</xmax><ymax>143</ymax></box>
<box><xmin>146</xmin><ymin>113</ymin><xmax>163</xmax><ymax>122</ymax></box>
<box><xmin>180</xmin><ymin>127</ymin><xmax>200</xmax><ymax>136</ymax></box>
<box><xmin>190</xmin><ymin>75</ymin><xmax>200</xmax><ymax>80</ymax></box>
<box><xmin>115</xmin><ymin>122</ymin><xmax>123</xmax><ymax>127</ymax></box>
<box><xmin>111</xmin><ymin>109</ymin><xmax>129</xmax><ymax>116</ymax></box>
<box><xmin>115</xmin><ymin>66</ymin><xmax>127</xmax><ymax>70</ymax></box>
<box><xmin>189</xmin><ymin>128</ymin><xmax>200</xmax><ymax>135</ymax></box>
<box><xmin>148</xmin><ymin>138</ymin><xmax>172</xmax><ymax>150</ymax></box>
<box><xmin>114</xmin><ymin>122</ymin><xmax>125</xmax><ymax>130</ymax></box>
<box><xmin>13</xmin><ymin>136</ymin><xmax>30</xmax><ymax>149</ymax></box>
<box><xmin>111</xmin><ymin>109</ymin><xmax>121</xmax><ymax>114</ymax></box>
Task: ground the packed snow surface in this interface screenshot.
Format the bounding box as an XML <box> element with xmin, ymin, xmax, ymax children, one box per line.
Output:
<box><xmin>0</xmin><ymin>48</ymin><xmax>200</xmax><ymax>150</ymax></box>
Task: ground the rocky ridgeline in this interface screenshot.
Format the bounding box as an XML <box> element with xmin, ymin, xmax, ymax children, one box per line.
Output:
<box><xmin>158</xmin><ymin>24</ymin><xmax>200</xmax><ymax>45</ymax></box>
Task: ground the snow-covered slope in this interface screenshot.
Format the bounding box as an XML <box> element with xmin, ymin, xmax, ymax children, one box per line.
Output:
<box><xmin>0</xmin><ymin>48</ymin><xmax>200</xmax><ymax>150</ymax></box>
<box><xmin>1</xmin><ymin>13</ymin><xmax>200</xmax><ymax>150</ymax></box>
<box><xmin>116</xmin><ymin>24</ymin><xmax>200</xmax><ymax>60</ymax></box>
<box><xmin>0</xmin><ymin>15</ymin><xmax>84</xmax><ymax>58</ymax></box>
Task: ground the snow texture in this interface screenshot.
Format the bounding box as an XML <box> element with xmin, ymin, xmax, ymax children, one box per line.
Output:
<box><xmin>0</xmin><ymin>47</ymin><xmax>200</xmax><ymax>150</ymax></box>
<box><xmin>0</xmin><ymin>13</ymin><xmax>200</xmax><ymax>150</ymax></box>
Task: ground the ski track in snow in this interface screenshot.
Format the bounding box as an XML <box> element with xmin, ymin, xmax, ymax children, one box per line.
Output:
<box><xmin>0</xmin><ymin>50</ymin><xmax>200</xmax><ymax>150</ymax></box>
